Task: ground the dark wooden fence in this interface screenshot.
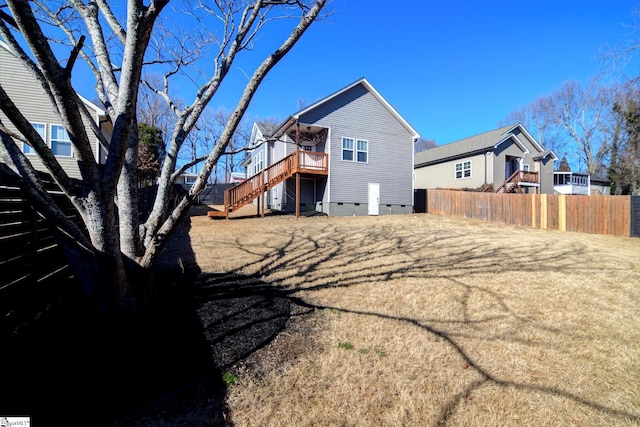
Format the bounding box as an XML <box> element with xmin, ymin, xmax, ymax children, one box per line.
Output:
<box><xmin>0</xmin><ymin>165</ymin><xmax>189</xmax><ymax>339</ymax></box>
<box><xmin>0</xmin><ymin>164</ymin><xmax>81</xmax><ymax>339</ymax></box>
<box><xmin>424</xmin><ymin>189</ymin><xmax>637</xmax><ymax>237</ymax></box>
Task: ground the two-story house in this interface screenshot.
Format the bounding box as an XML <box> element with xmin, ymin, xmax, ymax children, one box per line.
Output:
<box><xmin>414</xmin><ymin>123</ymin><xmax>557</xmax><ymax>194</ymax></box>
<box><xmin>216</xmin><ymin>78</ymin><xmax>420</xmax><ymax>218</ymax></box>
<box><xmin>0</xmin><ymin>40</ymin><xmax>110</xmax><ymax>179</ymax></box>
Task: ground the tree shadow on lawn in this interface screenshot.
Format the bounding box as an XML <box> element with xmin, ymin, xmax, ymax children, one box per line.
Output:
<box><xmin>0</xmin><ymin>213</ymin><xmax>291</xmax><ymax>426</ymax></box>
<box><xmin>206</xmin><ymin>219</ymin><xmax>640</xmax><ymax>425</ymax></box>
<box><xmin>6</xmin><ymin>211</ymin><xmax>637</xmax><ymax>425</ymax></box>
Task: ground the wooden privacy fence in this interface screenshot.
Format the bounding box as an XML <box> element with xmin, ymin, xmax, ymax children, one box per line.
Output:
<box><xmin>0</xmin><ymin>165</ymin><xmax>186</xmax><ymax>339</ymax></box>
<box><xmin>0</xmin><ymin>164</ymin><xmax>80</xmax><ymax>339</ymax></box>
<box><xmin>425</xmin><ymin>189</ymin><xmax>635</xmax><ymax>237</ymax></box>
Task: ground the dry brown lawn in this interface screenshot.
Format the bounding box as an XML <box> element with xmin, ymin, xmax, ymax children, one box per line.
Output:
<box><xmin>188</xmin><ymin>206</ymin><xmax>640</xmax><ymax>426</ymax></box>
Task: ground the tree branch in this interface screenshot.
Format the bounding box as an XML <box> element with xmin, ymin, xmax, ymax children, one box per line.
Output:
<box><xmin>0</xmin><ymin>129</ymin><xmax>91</xmax><ymax>250</ymax></box>
<box><xmin>141</xmin><ymin>0</ymin><xmax>327</xmax><ymax>267</ymax></box>
<box><xmin>64</xmin><ymin>34</ymin><xmax>85</xmax><ymax>81</ymax></box>
<box><xmin>170</xmin><ymin>155</ymin><xmax>208</xmax><ymax>183</ymax></box>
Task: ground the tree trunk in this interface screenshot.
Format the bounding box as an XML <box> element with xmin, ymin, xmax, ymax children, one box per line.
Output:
<box><xmin>83</xmin><ymin>192</ymin><xmax>134</xmax><ymax>315</ymax></box>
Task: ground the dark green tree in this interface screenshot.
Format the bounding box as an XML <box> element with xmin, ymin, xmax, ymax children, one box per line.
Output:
<box><xmin>557</xmin><ymin>156</ymin><xmax>571</xmax><ymax>172</ymax></box>
<box><xmin>137</xmin><ymin>123</ymin><xmax>164</xmax><ymax>188</ymax></box>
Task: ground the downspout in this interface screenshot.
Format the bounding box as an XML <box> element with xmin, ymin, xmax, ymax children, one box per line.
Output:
<box><xmin>484</xmin><ymin>151</ymin><xmax>488</xmax><ymax>185</ymax></box>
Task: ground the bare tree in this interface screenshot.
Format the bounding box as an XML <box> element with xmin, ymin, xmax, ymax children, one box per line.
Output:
<box><xmin>503</xmin><ymin>79</ymin><xmax>616</xmax><ymax>174</ymax></box>
<box><xmin>501</xmin><ymin>98</ymin><xmax>565</xmax><ymax>158</ymax></box>
<box><xmin>414</xmin><ymin>137</ymin><xmax>436</xmax><ymax>153</ymax></box>
<box><xmin>214</xmin><ymin>107</ymin><xmax>251</xmax><ymax>182</ymax></box>
<box><xmin>546</xmin><ymin>80</ymin><xmax>615</xmax><ymax>175</ymax></box>
<box><xmin>0</xmin><ymin>0</ymin><xmax>327</xmax><ymax>317</ymax></box>
<box><xmin>611</xmin><ymin>84</ymin><xmax>640</xmax><ymax>194</ymax></box>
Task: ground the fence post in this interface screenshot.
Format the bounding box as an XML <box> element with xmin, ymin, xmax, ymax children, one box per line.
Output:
<box><xmin>540</xmin><ymin>194</ymin><xmax>547</xmax><ymax>230</ymax></box>
<box><xmin>558</xmin><ymin>194</ymin><xmax>566</xmax><ymax>232</ymax></box>
<box><xmin>531</xmin><ymin>193</ymin><xmax>537</xmax><ymax>229</ymax></box>
<box><xmin>425</xmin><ymin>189</ymin><xmax>428</xmax><ymax>213</ymax></box>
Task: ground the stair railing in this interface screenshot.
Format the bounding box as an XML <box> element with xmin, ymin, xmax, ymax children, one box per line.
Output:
<box><xmin>495</xmin><ymin>170</ymin><xmax>539</xmax><ymax>193</ymax></box>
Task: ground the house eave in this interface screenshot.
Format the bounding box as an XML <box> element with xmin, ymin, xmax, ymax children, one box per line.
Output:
<box><xmin>504</xmin><ymin>123</ymin><xmax>545</xmax><ymax>153</ymax></box>
<box><xmin>494</xmin><ymin>134</ymin><xmax>529</xmax><ymax>155</ymax></box>
<box><xmin>414</xmin><ymin>148</ymin><xmax>491</xmax><ymax>169</ymax></box>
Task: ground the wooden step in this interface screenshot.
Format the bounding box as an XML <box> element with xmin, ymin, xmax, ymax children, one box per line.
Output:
<box><xmin>207</xmin><ymin>210</ymin><xmax>227</xmax><ymax>218</ymax></box>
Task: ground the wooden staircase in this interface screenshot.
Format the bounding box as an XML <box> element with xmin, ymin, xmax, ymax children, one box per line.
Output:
<box><xmin>495</xmin><ymin>170</ymin><xmax>539</xmax><ymax>194</ymax></box>
<box><xmin>208</xmin><ymin>150</ymin><xmax>328</xmax><ymax>219</ymax></box>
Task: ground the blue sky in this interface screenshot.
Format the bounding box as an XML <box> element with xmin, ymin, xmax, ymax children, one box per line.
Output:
<box><xmin>236</xmin><ymin>0</ymin><xmax>640</xmax><ymax>145</ymax></box>
<box><xmin>64</xmin><ymin>1</ymin><xmax>639</xmax><ymax>146</ymax></box>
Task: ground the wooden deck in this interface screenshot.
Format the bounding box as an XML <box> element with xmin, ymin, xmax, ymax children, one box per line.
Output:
<box><xmin>495</xmin><ymin>170</ymin><xmax>539</xmax><ymax>193</ymax></box>
<box><xmin>208</xmin><ymin>150</ymin><xmax>328</xmax><ymax>219</ymax></box>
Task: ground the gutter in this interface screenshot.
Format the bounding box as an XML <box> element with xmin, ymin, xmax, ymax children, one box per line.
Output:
<box><xmin>414</xmin><ymin>147</ymin><xmax>492</xmax><ymax>169</ymax></box>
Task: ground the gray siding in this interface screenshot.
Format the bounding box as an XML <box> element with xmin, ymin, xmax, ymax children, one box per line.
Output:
<box><xmin>538</xmin><ymin>156</ymin><xmax>555</xmax><ymax>194</ymax></box>
<box><xmin>299</xmin><ymin>83</ymin><xmax>413</xmax><ymax>207</ymax></box>
<box><xmin>0</xmin><ymin>44</ymin><xmax>103</xmax><ymax>179</ymax></box>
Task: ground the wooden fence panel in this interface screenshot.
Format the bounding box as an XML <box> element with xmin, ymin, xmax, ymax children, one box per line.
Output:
<box><xmin>426</xmin><ymin>189</ymin><xmax>633</xmax><ymax>237</ymax></box>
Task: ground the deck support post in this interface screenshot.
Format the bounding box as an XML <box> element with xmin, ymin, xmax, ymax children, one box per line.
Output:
<box><xmin>296</xmin><ymin>122</ymin><xmax>301</xmax><ymax>219</ymax></box>
<box><xmin>296</xmin><ymin>172</ymin><xmax>300</xmax><ymax>219</ymax></box>
<box><xmin>225</xmin><ymin>190</ymin><xmax>229</xmax><ymax>220</ymax></box>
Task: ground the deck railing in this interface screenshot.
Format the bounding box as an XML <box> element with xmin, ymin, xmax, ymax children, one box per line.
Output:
<box><xmin>496</xmin><ymin>170</ymin><xmax>539</xmax><ymax>193</ymax></box>
<box><xmin>221</xmin><ymin>150</ymin><xmax>328</xmax><ymax>216</ymax></box>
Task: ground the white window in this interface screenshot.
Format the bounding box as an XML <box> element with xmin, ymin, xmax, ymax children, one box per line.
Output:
<box><xmin>342</xmin><ymin>137</ymin><xmax>368</xmax><ymax>163</ymax></box>
<box><xmin>356</xmin><ymin>139</ymin><xmax>368</xmax><ymax>163</ymax></box>
<box><xmin>342</xmin><ymin>137</ymin><xmax>354</xmax><ymax>161</ymax></box>
<box><xmin>252</xmin><ymin>151</ymin><xmax>264</xmax><ymax>174</ymax></box>
<box><xmin>24</xmin><ymin>122</ymin><xmax>46</xmax><ymax>154</ymax></box>
<box><xmin>523</xmin><ymin>163</ymin><xmax>530</xmax><ymax>172</ymax></box>
<box><xmin>185</xmin><ymin>176</ymin><xmax>196</xmax><ymax>185</ymax></box>
<box><xmin>51</xmin><ymin>124</ymin><xmax>72</xmax><ymax>157</ymax></box>
<box><xmin>455</xmin><ymin>161</ymin><xmax>471</xmax><ymax>179</ymax></box>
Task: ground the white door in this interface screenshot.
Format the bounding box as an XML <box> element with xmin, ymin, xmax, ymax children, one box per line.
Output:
<box><xmin>368</xmin><ymin>183</ymin><xmax>380</xmax><ymax>215</ymax></box>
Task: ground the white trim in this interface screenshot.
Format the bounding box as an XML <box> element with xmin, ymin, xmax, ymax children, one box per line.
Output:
<box><xmin>341</xmin><ymin>136</ymin><xmax>369</xmax><ymax>163</ymax></box>
<box><xmin>494</xmin><ymin>134</ymin><xmax>530</xmax><ymax>155</ymax></box>
<box><xmin>503</xmin><ymin>123</ymin><xmax>544</xmax><ymax>153</ymax></box>
<box><xmin>341</xmin><ymin>137</ymin><xmax>354</xmax><ymax>162</ymax></box>
<box><xmin>24</xmin><ymin>122</ymin><xmax>46</xmax><ymax>155</ymax></box>
<box><xmin>454</xmin><ymin>160</ymin><xmax>471</xmax><ymax>180</ymax></box>
<box><xmin>356</xmin><ymin>138</ymin><xmax>368</xmax><ymax>163</ymax></box>
<box><xmin>50</xmin><ymin>124</ymin><xmax>73</xmax><ymax>157</ymax></box>
<box><xmin>78</xmin><ymin>94</ymin><xmax>106</xmax><ymax>116</ymax></box>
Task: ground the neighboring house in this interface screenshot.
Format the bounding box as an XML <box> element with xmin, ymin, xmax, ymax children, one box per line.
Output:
<box><xmin>414</xmin><ymin>123</ymin><xmax>557</xmax><ymax>194</ymax></box>
<box><xmin>229</xmin><ymin>78</ymin><xmax>419</xmax><ymax>217</ymax></box>
<box><xmin>229</xmin><ymin>171</ymin><xmax>246</xmax><ymax>183</ymax></box>
<box><xmin>590</xmin><ymin>176</ymin><xmax>611</xmax><ymax>196</ymax></box>
<box><xmin>0</xmin><ymin>40</ymin><xmax>111</xmax><ymax>180</ymax></box>
<box><xmin>175</xmin><ymin>172</ymin><xmax>199</xmax><ymax>190</ymax></box>
<box><xmin>553</xmin><ymin>172</ymin><xmax>611</xmax><ymax>195</ymax></box>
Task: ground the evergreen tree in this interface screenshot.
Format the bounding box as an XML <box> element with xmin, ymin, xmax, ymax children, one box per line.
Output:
<box><xmin>557</xmin><ymin>156</ymin><xmax>571</xmax><ymax>172</ymax></box>
<box><xmin>137</xmin><ymin>123</ymin><xmax>164</xmax><ymax>187</ymax></box>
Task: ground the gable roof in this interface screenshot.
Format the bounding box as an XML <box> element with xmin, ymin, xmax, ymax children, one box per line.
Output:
<box><xmin>271</xmin><ymin>77</ymin><xmax>420</xmax><ymax>140</ymax></box>
<box><xmin>1</xmin><ymin>39</ymin><xmax>107</xmax><ymax>118</ymax></box>
<box><xmin>255</xmin><ymin>121</ymin><xmax>279</xmax><ymax>137</ymax></box>
<box><xmin>414</xmin><ymin>123</ymin><xmax>553</xmax><ymax>168</ymax></box>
